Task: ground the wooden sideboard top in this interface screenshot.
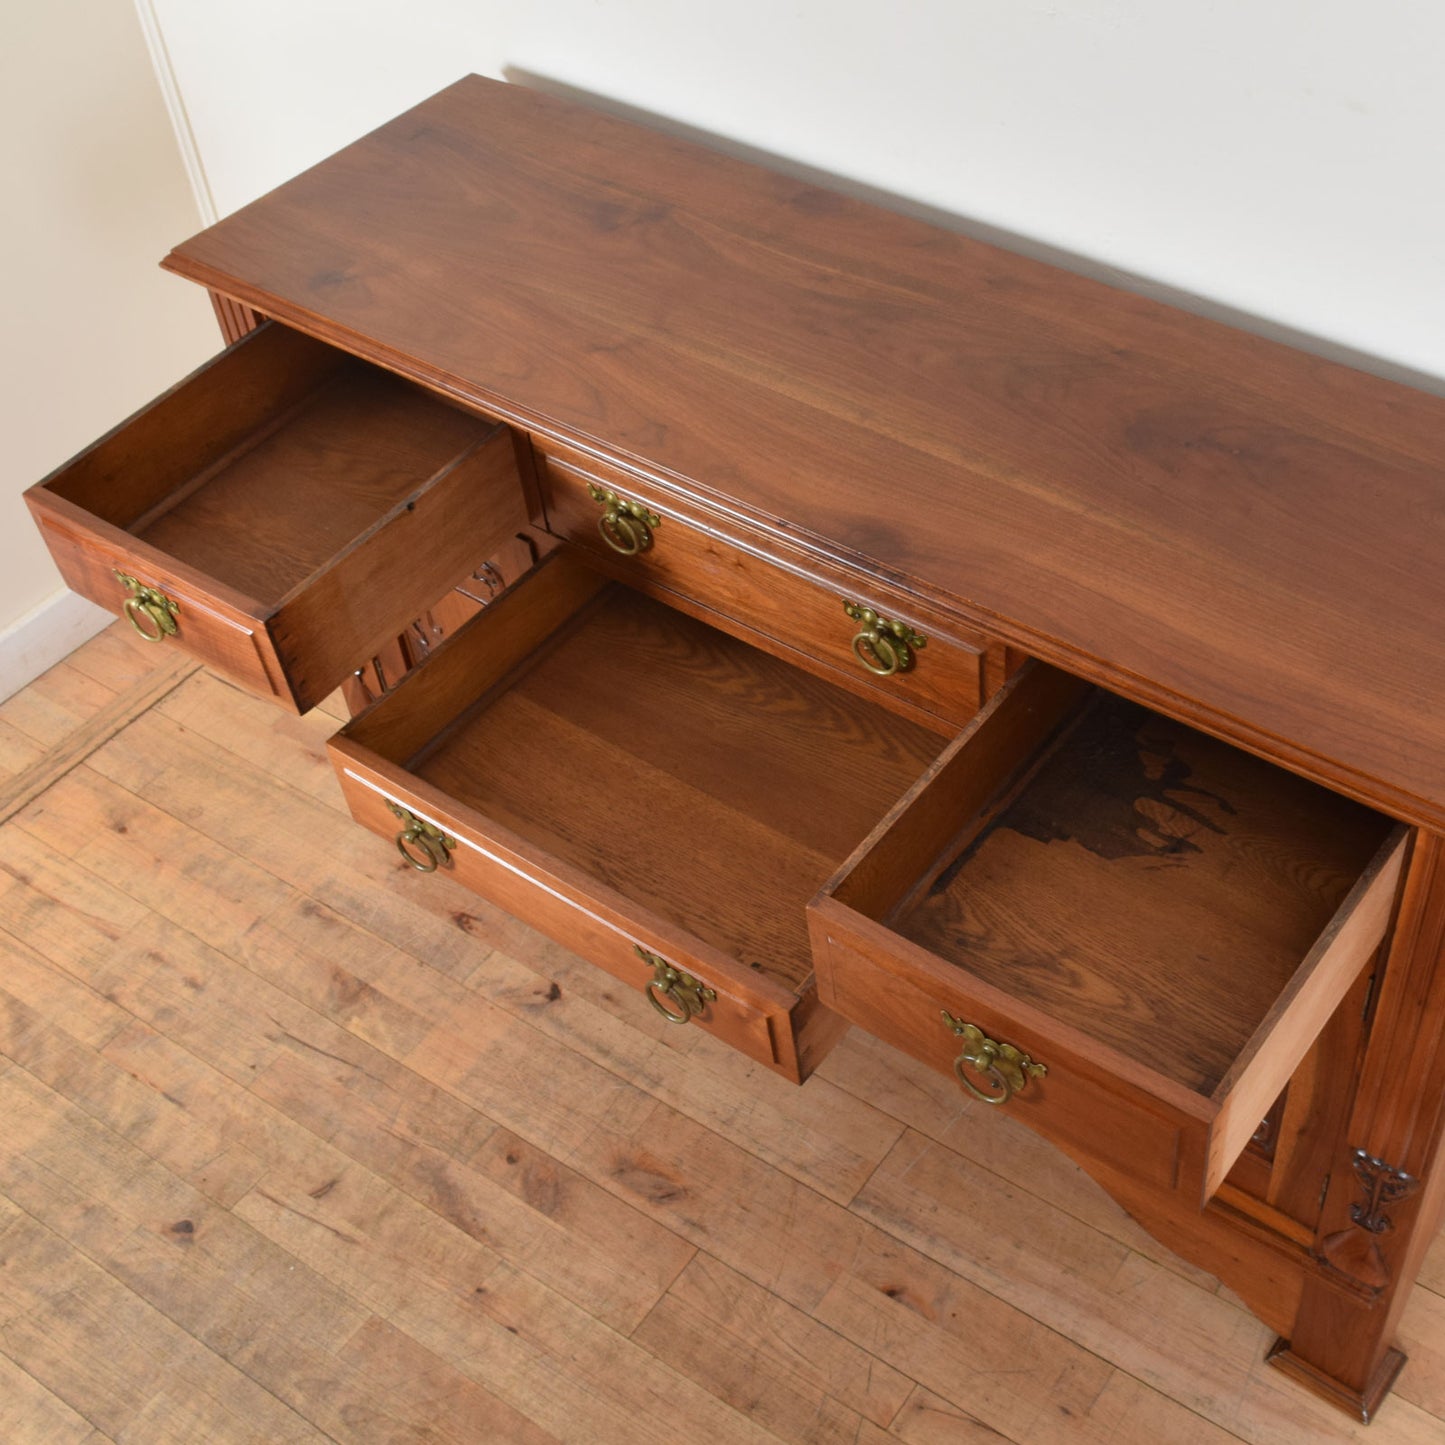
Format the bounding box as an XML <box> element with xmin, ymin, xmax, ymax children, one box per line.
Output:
<box><xmin>163</xmin><ymin>75</ymin><xmax>1445</xmax><ymax>829</ymax></box>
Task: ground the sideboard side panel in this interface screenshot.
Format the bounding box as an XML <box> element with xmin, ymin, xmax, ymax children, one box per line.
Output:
<box><xmin>1271</xmin><ymin>828</ymin><xmax>1445</xmax><ymax>1420</ymax></box>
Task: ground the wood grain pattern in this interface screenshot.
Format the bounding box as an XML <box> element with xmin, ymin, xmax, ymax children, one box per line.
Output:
<box><xmin>1273</xmin><ymin>831</ymin><xmax>1445</xmax><ymax>1419</ymax></box>
<box><xmin>342</xmin><ymin>547</ymin><xmax>608</xmax><ymax>761</ymax></box>
<box><xmin>1</xmin><ymin>633</ymin><xmax>1443</xmax><ymax>1442</ymax></box>
<box><xmin>812</xmin><ymin>915</ymin><xmax>1196</xmax><ymax>1194</ymax></box>
<box><xmin>537</xmin><ymin>441</ymin><xmax>985</xmax><ymax>731</ymax></box>
<box><xmin>24</xmin><ymin>72</ymin><xmax>1445</xmax><ymax>1424</ymax></box>
<box><xmin>136</xmin><ymin>367</ymin><xmax>490</xmax><ymax>600</ymax></box>
<box><xmin>332</xmin><ymin>563</ymin><xmax>941</xmax><ymax>1080</ymax></box>
<box><xmin>163</xmin><ymin>75</ymin><xmax>1445</xmax><ymax>829</ymax></box>
<box><xmin>31</xmin><ymin>323</ymin><xmax>338</xmax><ymax>526</ymax></box>
<box><xmin>0</xmin><ymin>651</ymin><xmax>200</xmax><ymax>826</ymax></box>
<box><xmin>356</xmin><ymin>573</ymin><xmax>941</xmax><ymax>991</ymax></box>
<box><xmin>329</xmin><ymin>757</ymin><xmax>792</xmax><ymax>1074</ymax></box>
<box><xmin>28</xmin><ymin>502</ymin><xmax>282</xmax><ymax>700</ymax></box>
<box><xmin>264</xmin><ymin>424</ymin><xmax>531</xmax><ymax>710</ymax></box>
<box><xmin>1221</xmin><ymin>959</ymin><xmax>1378</xmax><ymax>1236</ymax></box>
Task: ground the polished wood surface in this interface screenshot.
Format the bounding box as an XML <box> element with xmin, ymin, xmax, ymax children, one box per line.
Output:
<box><xmin>164</xmin><ymin>75</ymin><xmax>1445</xmax><ymax>830</ymax></box>
<box><xmin>814</xmin><ymin>663</ymin><xmax>1405</xmax><ymax>1203</ymax></box>
<box><xmin>814</xmin><ymin>920</ymin><xmax>1198</xmax><ymax>1195</ymax></box>
<box><xmin>209</xmin><ymin>289</ymin><xmax>263</xmax><ymax>345</ymax></box>
<box><xmin>340</xmin><ymin>528</ymin><xmax>551</xmax><ymax>713</ymax></box>
<box><xmin>411</xmin><ymin>580</ymin><xmax>942</xmax><ymax>982</ymax></box>
<box><xmin>1273</xmin><ymin>831</ymin><xmax>1445</xmax><ymax>1418</ymax></box>
<box><xmin>136</xmin><ymin>368</ymin><xmax>487</xmax><ymax>599</ymax></box>
<box><xmin>34</xmin><ymin>324</ymin><xmax>342</xmax><ymax>528</ymax></box>
<box><xmin>3</xmin><ymin>625</ymin><xmax>1443</xmax><ymax>1443</ymax></box>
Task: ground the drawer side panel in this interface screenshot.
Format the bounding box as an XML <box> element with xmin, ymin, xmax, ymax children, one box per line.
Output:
<box><xmin>270</xmin><ymin>425</ymin><xmax>531</xmax><ymax>711</ymax></box>
<box><xmin>1205</xmin><ymin>825</ymin><xmax>1409</xmax><ymax>1197</ymax></box>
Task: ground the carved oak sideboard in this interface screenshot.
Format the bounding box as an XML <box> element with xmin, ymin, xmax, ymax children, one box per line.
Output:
<box><xmin>26</xmin><ymin>76</ymin><xmax>1445</xmax><ymax>1421</ymax></box>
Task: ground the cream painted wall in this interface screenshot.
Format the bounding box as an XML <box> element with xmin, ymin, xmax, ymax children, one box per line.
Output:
<box><xmin>149</xmin><ymin>0</ymin><xmax>1445</xmax><ymax>388</ymax></box>
<box><xmin>0</xmin><ymin>2</ymin><xmax>218</xmax><ymax>695</ymax></box>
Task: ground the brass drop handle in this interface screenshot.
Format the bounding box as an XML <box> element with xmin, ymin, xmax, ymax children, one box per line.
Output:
<box><xmin>941</xmin><ymin>1012</ymin><xmax>1046</xmax><ymax>1105</ymax></box>
<box><xmin>843</xmin><ymin>601</ymin><xmax>925</xmax><ymax>676</ymax></box>
<box><xmin>115</xmin><ymin>570</ymin><xmax>179</xmax><ymax>643</ymax></box>
<box><xmin>387</xmin><ymin>802</ymin><xmax>454</xmax><ymax>872</ymax></box>
<box><xmin>587</xmin><ymin>482</ymin><xmax>662</xmax><ymax>556</ymax></box>
<box><xmin>637</xmin><ymin>945</ymin><xmax>715</xmax><ymax>1024</ymax></box>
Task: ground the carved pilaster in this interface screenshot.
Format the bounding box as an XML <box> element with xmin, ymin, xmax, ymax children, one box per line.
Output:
<box><xmin>208</xmin><ymin>290</ymin><xmax>264</xmax><ymax>344</ymax></box>
<box><xmin>1315</xmin><ymin>1149</ymin><xmax>1420</xmax><ymax>1299</ymax></box>
<box><xmin>1271</xmin><ymin>830</ymin><xmax>1445</xmax><ymax>1421</ymax></box>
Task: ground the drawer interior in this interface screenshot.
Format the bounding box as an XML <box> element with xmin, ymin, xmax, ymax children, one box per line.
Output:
<box><xmin>44</xmin><ymin>323</ymin><xmax>496</xmax><ymax>606</ymax></box>
<box><xmin>830</xmin><ymin>665</ymin><xmax>1401</xmax><ymax>1097</ymax></box>
<box><xmin>397</xmin><ymin>575</ymin><xmax>944</xmax><ymax>990</ymax></box>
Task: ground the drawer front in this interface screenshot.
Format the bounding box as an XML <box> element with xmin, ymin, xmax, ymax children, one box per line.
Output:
<box><xmin>332</xmin><ymin>756</ymin><xmax>812</xmax><ymax>1078</ymax></box>
<box><xmin>26</xmin><ymin>323</ymin><xmax>532</xmax><ymax>713</ymax></box>
<box><xmin>31</xmin><ymin>507</ymin><xmax>283</xmax><ymax>699</ymax></box>
<box><xmin>535</xmin><ymin>441</ymin><xmax>988</xmax><ymax>727</ymax></box>
<box><xmin>811</xmin><ymin>913</ymin><xmax>1192</xmax><ymax>1193</ymax></box>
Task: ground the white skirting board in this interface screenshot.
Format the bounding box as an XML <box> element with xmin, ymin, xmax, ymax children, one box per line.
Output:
<box><xmin>0</xmin><ymin>590</ymin><xmax>112</xmax><ymax>703</ymax></box>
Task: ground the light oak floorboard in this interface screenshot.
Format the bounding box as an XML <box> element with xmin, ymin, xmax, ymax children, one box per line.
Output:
<box><xmin>0</xmin><ymin>659</ymin><xmax>117</xmax><ymax>748</ymax></box>
<box><xmin>0</xmin><ymin>651</ymin><xmax>1440</xmax><ymax>1444</ymax></box>
<box><xmin>0</xmin><ymin>718</ymin><xmax>47</xmax><ymax>785</ymax></box>
<box><xmin>62</xmin><ymin>622</ymin><xmax>175</xmax><ymax>695</ymax></box>
<box><xmin>0</xmin><ymin>1350</ymin><xmax>111</xmax><ymax>1445</ymax></box>
<box><xmin>0</xmin><ymin>636</ymin><xmax>198</xmax><ymax>826</ymax></box>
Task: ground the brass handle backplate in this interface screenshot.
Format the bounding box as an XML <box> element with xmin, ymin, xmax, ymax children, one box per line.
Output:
<box><xmin>941</xmin><ymin>1011</ymin><xmax>1046</xmax><ymax>1105</ymax></box>
<box><xmin>843</xmin><ymin>600</ymin><xmax>925</xmax><ymax>676</ymax></box>
<box><xmin>387</xmin><ymin>801</ymin><xmax>454</xmax><ymax>872</ymax></box>
<box><xmin>587</xmin><ymin>482</ymin><xmax>662</xmax><ymax>556</ymax></box>
<box><xmin>637</xmin><ymin>945</ymin><xmax>715</xmax><ymax>1024</ymax></box>
<box><xmin>115</xmin><ymin>571</ymin><xmax>179</xmax><ymax>643</ymax></box>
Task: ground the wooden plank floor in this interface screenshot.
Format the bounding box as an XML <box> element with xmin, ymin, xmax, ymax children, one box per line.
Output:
<box><xmin>1</xmin><ymin>622</ymin><xmax>1443</xmax><ymax>1445</ymax></box>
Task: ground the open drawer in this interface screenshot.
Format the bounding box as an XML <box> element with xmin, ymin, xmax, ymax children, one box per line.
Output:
<box><xmin>26</xmin><ymin>322</ymin><xmax>530</xmax><ymax>712</ymax></box>
<box><xmin>808</xmin><ymin>662</ymin><xmax>1407</xmax><ymax>1203</ymax></box>
<box><xmin>327</xmin><ymin>549</ymin><xmax>948</xmax><ymax>1081</ymax></box>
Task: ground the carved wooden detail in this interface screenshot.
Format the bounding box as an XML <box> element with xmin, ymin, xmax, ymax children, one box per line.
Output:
<box><xmin>1316</xmin><ymin>1149</ymin><xmax>1421</xmax><ymax>1298</ymax></box>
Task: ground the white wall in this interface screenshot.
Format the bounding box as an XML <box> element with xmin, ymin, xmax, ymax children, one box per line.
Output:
<box><xmin>0</xmin><ymin>3</ymin><xmax>218</xmax><ymax>697</ymax></box>
<box><xmin>151</xmin><ymin>0</ymin><xmax>1445</xmax><ymax>388</ymax></box>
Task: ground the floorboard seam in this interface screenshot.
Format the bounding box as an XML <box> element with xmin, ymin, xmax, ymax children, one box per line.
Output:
<box><xmin>0</xmin><ymin>654</ymin><xmax>201</xmax><ymax>827</ymax></box>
